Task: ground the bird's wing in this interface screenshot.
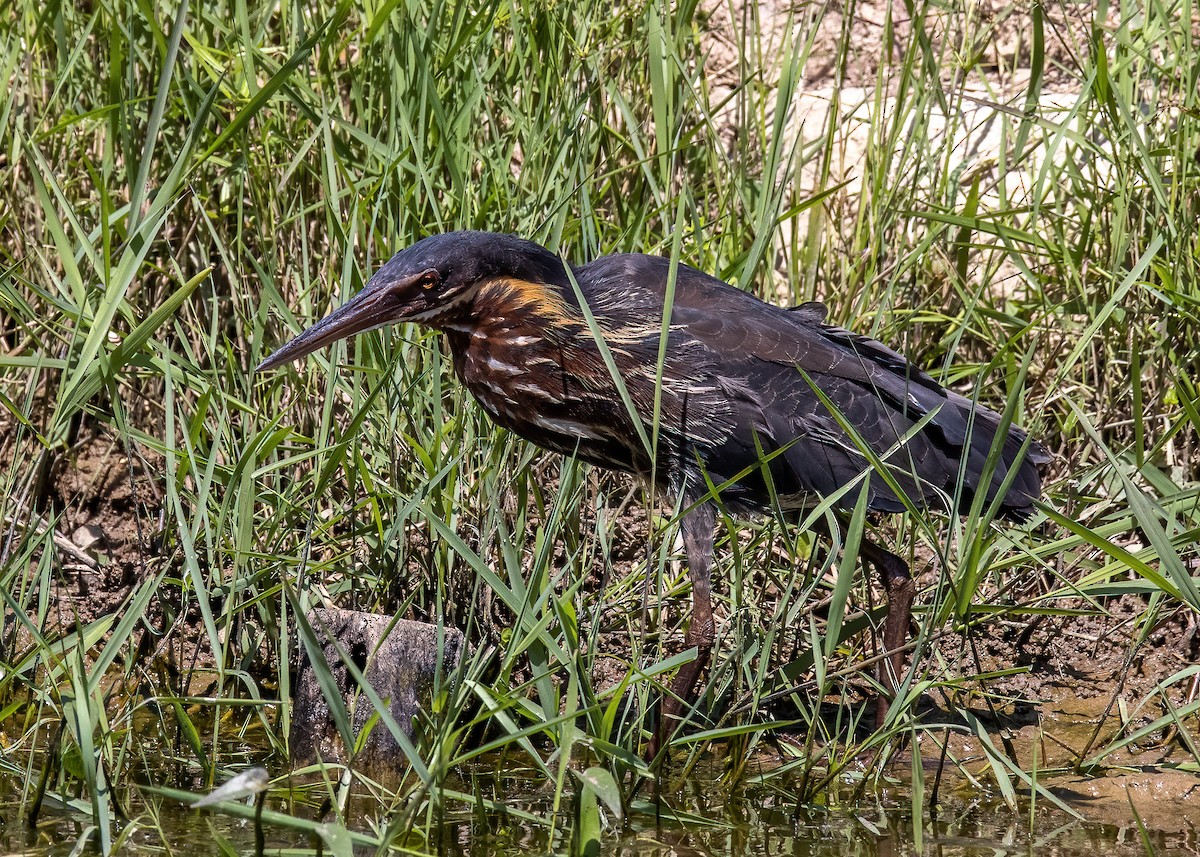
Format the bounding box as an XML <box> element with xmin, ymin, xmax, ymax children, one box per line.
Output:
<box><xmin>576</xmin><ymin>253</ymin><xmax>1044</xmax><ymax>516</ymax></box>
<box><xmin>787</xmin><ymin>301</ymin><xmax>828</xmax><ymax>322</ymax></box>
<box><xmin>579</xmin><ymin>254</ymin><xmax>968</xmax><ymax>448</ymax></box>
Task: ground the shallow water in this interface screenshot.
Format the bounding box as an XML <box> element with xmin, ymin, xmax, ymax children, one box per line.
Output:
<box><xmin>3</xmin><ymin>766</ymin><xmax>1194</xmax><ymax>857</ymax></box>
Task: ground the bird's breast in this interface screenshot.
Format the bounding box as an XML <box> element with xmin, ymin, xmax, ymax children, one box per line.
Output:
<box><xmin>444</xmin><ymin>324</ymin><xmax>648</xmax><ymax>473</ymax></box>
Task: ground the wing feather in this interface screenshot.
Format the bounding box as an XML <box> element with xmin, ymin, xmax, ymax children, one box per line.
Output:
<box><xmin>575</xmin><ymin>253</ymin><xmax>1044</xmax><ymax>518</ymax></box>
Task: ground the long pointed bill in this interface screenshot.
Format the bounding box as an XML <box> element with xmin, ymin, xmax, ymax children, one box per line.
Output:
<box><xmin>256</xmin><ymin>287</ymin><xmax>399</xmax><ymax>372</ymax></box>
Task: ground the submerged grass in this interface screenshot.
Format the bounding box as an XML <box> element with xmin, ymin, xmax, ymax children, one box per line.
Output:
<box><xmin>0</xmin><ymin>0</ymin><xmax>1198</xmax><ymax>852</ymax></box>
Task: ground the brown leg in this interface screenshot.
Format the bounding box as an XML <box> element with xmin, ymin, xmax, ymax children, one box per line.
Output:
<box><xmin>859</xmin><ymin>538</ymin><xmax>914</xmax><ymax>727</ymax></box>
<box><xmin>648</xmin><ymin>502</ymin><xmax>715</xmax><ymax>760</ymax></box>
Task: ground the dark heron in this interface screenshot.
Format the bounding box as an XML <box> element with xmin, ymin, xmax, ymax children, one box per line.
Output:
<box><xmin>259</xmin><ymin>230</ymin><xmax>1049</xmax><ymax>757</ymax></box>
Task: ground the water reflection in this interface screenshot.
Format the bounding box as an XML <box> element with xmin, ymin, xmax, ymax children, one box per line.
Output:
<box><xmin>1</xmin><ymin>763</ymin><xmax>1192</xmax><ymax>856</ymax></box>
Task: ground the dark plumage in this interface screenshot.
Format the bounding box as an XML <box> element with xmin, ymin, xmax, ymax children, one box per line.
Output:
<box><xmin>259</xmin><ymin>230</ymin><xmax>1050</xmax><ymax>757</ymax></box>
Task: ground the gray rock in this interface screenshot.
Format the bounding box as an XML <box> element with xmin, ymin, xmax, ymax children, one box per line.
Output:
<box><xmin>290</xmin><ymin>608</ymin><xmax>465</xmax><ymax>771</ymax></box>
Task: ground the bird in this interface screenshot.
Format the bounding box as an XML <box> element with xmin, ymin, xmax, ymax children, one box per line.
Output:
<box><xmin>258</xmin><ymin>230</ymin><xmax>1049</xmax><ymax>759</ymax></box>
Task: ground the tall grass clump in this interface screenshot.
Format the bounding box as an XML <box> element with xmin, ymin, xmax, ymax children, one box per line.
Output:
<box><xmin>0</xmin><ymin>0</ymin><xmax>1197</xmax><ymax>851</ymax></box>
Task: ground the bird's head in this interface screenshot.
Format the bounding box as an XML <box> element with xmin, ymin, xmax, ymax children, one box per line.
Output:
<box><xmin>257</xmin><ymin>231</ymin><xmax>567</xmax><ymax>372</ymax></box>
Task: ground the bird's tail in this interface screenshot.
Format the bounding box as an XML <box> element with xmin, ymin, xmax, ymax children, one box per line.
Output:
<box><xmin>950</xmin><ymin>392</ymin><xmax>1051</xmax><ymax>521</ymax></box>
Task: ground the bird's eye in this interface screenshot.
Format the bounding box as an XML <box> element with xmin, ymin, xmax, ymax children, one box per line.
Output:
<box><xmin>418</xmin><ymin>268</ymin><xmax>440</xmax><ymax>290</ymax></box>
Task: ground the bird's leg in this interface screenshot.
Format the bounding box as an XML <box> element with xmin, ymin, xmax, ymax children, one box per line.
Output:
<box><xmin>858</xmin><ymin>538</ymin><xmax>914</xmax><ymax>727</ymax></box>
<box><xmin>649</xmin><ymin>501</ymin><xmax>716</xmax><ymax>760</ymax></box>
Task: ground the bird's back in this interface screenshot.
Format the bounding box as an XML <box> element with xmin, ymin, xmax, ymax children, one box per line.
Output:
<box><xmin>572</xmin><ymin>254</ymin><xmax>1049</xmax><ymax>520</ymax></box>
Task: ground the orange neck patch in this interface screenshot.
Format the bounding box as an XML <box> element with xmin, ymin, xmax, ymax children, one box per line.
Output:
<box><xmin>477</xmin><ymin>277</ymin><xmax>580</xmax><ymax>328</ymax></box>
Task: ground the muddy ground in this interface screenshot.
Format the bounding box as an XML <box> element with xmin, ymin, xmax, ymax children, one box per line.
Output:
<box><xmin>4</xmin><ymin>0</ymin><xmax>1199</xmax><ymax>840</ymax></box>
<box><xmin>8</xmin><ymin>419</ymin><xmax>1200</xmax><ymax>832</ymax></box>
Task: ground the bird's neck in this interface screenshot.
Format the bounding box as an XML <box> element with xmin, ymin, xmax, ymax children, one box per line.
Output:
<box><xmin>479</xmin><ymin>277</ymin><xmax>581</xmax><ymax>329</ymax></box>
<box><xmin>438</xmin><ymin>275</ymin><xmax>584</xmax><ymax>340</ymax></box>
